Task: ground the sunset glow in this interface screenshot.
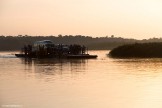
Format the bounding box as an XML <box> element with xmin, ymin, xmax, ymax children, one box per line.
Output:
<box><xmin>1</xmin><ymin>0</ymin><xmax>162</xmax><ymax>39</ymax></box>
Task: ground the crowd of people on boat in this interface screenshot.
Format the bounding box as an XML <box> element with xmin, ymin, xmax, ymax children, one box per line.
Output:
<box><xmin>22</xmin><ymin>43</ymin><xmax>87</xmax><ymax>57</ymax></box>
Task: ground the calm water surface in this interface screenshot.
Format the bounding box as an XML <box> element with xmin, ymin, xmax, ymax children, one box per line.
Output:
<box><xmin>1</xmin><ymin>50</ymin><xmax>162</xmax><ymax>108</ymax></box>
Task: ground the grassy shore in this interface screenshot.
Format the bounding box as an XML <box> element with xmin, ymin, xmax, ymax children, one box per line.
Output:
<box><xmin>109</xmin><ymin>42</ymin><xmax>162</xmax><ymax>58</ymax></box>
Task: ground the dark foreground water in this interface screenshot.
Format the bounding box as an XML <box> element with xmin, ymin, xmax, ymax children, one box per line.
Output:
<box><xmin>1</xmin><ymin>50</ymin><xmax>162</xmax><ymax>108</ymax></box>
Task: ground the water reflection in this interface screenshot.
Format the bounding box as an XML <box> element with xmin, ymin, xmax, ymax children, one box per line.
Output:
<box><xmin>2</xmin><ymin>51</ymin><xmax>162</xmax><ymax>108</ymax></box>
<box><xmin>19</xmin><ymin>54</ymin><xmax>162</xmax><ymax>79</ymax></box>
<box><xmin>20</xmin><ymin>58</ymin><xmax>88</xmax><ymax>80</ymax></box>
<box><xmin>111</xmin><ymin>58</ymin><xmax>162</xmax><ymax>77</ymax></box>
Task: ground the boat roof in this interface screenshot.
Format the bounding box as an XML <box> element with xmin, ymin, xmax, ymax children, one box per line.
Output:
<box><xmin>34</xmin><ymin>40</ymin><xmax>53</xmax><ymax>44</ymax></box>
<box><xmin>42</xmin><ymin>40</ymin><xmax>53</xmax><ymax>43</ymax></box>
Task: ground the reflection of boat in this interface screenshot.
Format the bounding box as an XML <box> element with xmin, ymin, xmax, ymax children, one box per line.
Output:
<box><xmin>15</xmin><ymin>40</ymin><xmax>97</xmax><ymax>59</ymax></box>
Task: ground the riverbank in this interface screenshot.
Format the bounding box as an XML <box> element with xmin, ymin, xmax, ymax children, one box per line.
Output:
<box><xmin>109</xmin><ymin>42</ymin><xmax>162</xmax><ymax>58</ymax></box>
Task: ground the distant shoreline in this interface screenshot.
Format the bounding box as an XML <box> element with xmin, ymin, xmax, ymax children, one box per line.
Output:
<box><xmin>0</xmin><ymin>35</ymin><xmax>162</xmax><ymax>51</ymax></box>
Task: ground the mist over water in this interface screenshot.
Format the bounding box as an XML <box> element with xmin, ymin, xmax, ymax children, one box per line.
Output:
<box><xmin>1</xmin><ymin>50</ymin><xmax>162</xmax><ymax>108</ymax></box>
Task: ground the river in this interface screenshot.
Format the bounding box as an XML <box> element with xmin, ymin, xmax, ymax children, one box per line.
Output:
<box><xmin>1</xmin><ymin>50</ymin><xmax>162</xmax><ymax>108</ymax></box>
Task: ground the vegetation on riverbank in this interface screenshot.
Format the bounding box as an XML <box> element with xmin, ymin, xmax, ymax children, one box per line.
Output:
<box><xmin>109</xmin><ymin>42</ymin><xmax>162</xmax><ymax>58</ymax></box>
<box><xmin>0</xmin><ymin>35</ymin><xmax>162</xmax><ymax>51</ymax></box>
<box><xmin>0</xmin><ymin>35</ymin><xmax>135</xmax><ymax>51</ymax></box>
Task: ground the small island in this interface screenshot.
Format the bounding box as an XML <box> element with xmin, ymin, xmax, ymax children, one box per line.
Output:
<box><xmin>109</xmin><ymin>42</ymin><xmax>162</xmax><ymax>58</ymax></box>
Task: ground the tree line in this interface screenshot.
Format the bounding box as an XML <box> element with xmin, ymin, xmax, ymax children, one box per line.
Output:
<box><xmin>0</xmin><ymin>35</ymin><xmax>161</xmax><ymax>51</ymax></box>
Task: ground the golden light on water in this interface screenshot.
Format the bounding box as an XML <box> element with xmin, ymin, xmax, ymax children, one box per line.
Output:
<box><xmin>1</xmin><ymin>51</ymin><xmax>162</xmax><ymax>108</ymax></box>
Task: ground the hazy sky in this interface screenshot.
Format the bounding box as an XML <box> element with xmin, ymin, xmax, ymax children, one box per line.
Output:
<box><xmin>1</xmin><ymin>0</ymin><xmax>162</xmax><ymax>39</ymax></box>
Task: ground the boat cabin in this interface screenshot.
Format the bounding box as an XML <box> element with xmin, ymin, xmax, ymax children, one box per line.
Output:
<box><xmin>33</xmin><ymin>40</ymin><xmax>54</xmax><ymax>51</ymax></box>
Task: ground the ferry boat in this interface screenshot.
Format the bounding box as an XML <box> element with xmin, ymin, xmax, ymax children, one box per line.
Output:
<box><xmin>15</xmin><ymin>40</ymin><xmax>97</xmax><ymax>59</ymax></box>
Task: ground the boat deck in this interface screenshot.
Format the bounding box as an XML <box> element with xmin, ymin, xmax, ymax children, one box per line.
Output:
<box><xmin>15</xmin><ymin>54</ymin><xmax>97</xmax><ymax>59</ymax></box>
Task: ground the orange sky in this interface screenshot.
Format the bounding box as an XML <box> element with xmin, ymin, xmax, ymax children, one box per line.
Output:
<box><xmin>0</xmin><ymin>0</ymin><xmax>162</xmax><ymax>39</ymax></box>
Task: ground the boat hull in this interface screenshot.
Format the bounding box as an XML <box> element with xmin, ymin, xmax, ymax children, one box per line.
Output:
<box><xmin>67</xmin><ymin>54</ymin><xmax>97</xmax><ymax>59</ymax></box>
<box><xmin>15</xmin><ymin>54</ymin><xmax>97</xmax><ymax>59</ymax></box>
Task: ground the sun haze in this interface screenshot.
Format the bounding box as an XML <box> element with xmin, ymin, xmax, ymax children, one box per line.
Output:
<box><xmin>1</xmin><ymin>0</ymin><xmax>162</xmax><ymax>39</ymax></box>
